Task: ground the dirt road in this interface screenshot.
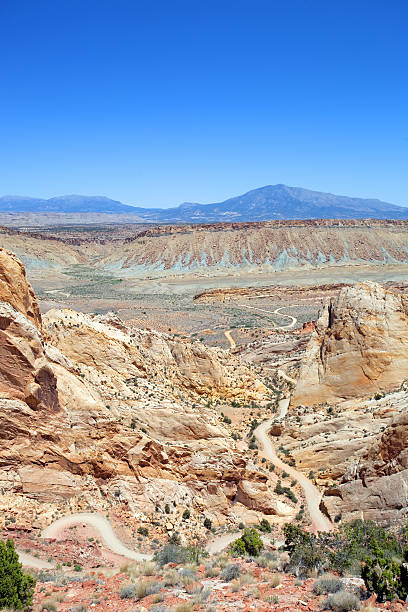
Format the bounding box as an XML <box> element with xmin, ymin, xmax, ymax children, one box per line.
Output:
<box><xmin>224</xmin><ymin>329</ymin><xmax>236</xmax><ymax>349</ymax></box>
<box><xmin>41</xmin><ymin>513</ymin><xmax>152</xmax><ymax>562</ymax></box>
<box><xmin>241</xmin><ymin>304</ymin><xmax>298</xmax><ymax>330</ymax></box>
<box><xmin>254</xmin><ymin>409</ymin><xmax>332</xmax><ymax>533</ymax></box>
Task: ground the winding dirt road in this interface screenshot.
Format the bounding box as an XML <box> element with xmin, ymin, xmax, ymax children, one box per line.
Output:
<box><xmin>241</xmin><ymin>304</ymin><xmax>298</xmax><ymax>330</ymax></box>
<box><xmin>254</xmin><ymin>400</ymin><xmax>332</xmax><ymax>533</ymax></box>
<box><xmin>42</xmin><ymin>513</ymin><xmax>152</xmax><ymax>562</ymax></box>
<box><xmin>17</xmin><ymin>398</ymin><xmax>330</xmax><ymax>569</ymax></box>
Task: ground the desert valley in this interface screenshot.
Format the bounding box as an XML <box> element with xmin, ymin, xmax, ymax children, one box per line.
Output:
<box><xmin>0</xmin><ymin>214</ymin><xmax>407</xmax><ymax>611</ymax></box>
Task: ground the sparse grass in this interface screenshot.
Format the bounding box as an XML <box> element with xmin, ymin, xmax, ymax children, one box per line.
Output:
<box><xmin>263</xmin><ymin>593</ymin><xmax>279</xmax><ymax>604</ymax></box>
<box><xmin>163</xmin><ymin>569</ymin><xmax>180</xmax><ymax>586</ymax></box>
<box><xmin>175</xmin><ymin>604</ymin><xmax>194</xmax><ymax>612</ymax></box>
<box><xmin>249</xmin><ymin>585</ymin><xmax>260</xmax><ymax>598</ymax></box>
<box><xmin>193</xmin><ymin>586</ymin><xmax>212</xmax><ymax>604</ymax></box>
<box><xmin>221</xmin><ymin>563</ymin><xmax>241</xmax><ymax>582</ymax></box>
<box><xmin>269</xmin><ymin>573</ymin><xmax>281</xmax><ymax>588</ymax></box>
<box><xmin>119</xmin><ymin>583</ymin><xmax>137</xmax><ymax>599</ymax></box>
<box><xmin>181</xmin><ymin>573</ymin><xmax>195</xmax><ymax>588</ymax></box>
<box><xmin>313</xmin><ymin>573</ymin><xmax>343</xmax><ymax>595</ymax></box>
<box><xmin>151</xmin><ymin>592</ymin><xmax>164</xmax><ymax>604</ymax></box>
<box><xmin>204</xmin><ymin>564</ymin><xmax>220</xmax><ymax>578</ymax></box>
<box><xmin>139</xmin><ymin>560</ymin><xmax>156</xmax><ymax>576</ymax></box>
<box><xmin>323</xmin><ymin>591</ymin><xmax>361</xmax><ymax>611</ymax></box>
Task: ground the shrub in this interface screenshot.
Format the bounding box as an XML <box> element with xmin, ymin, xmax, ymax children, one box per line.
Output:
<box><xmin>168</xmin><ymin>531</ymin><xmax>181</xmax><ymax>545</ymax></box>
<box><xmin>221</xmin><ymin>563</ymin><xmax>241</xmax><ymax>582</ymax></box>
<box><xmin>145</xmin><ymin>580</ymin><xmax>162</xmax><ymax>596</ymax></box>
<box><xmin>323</xmin><ymin>590</ymin><xmax>361</xmax><ymax>611</ymax></box>
<box><xmin>283</xmin><ymin>524</ymin><xmax>326</xmax><ymax>575</ymax></box>
<box><xmin>361</xmin><ymin>544</ymin><xmax>408</xmax><ymax>602</ymax></box>
<box><xmin>119</xmin><ymin>584</ymin><xmax>136</xmax><ymax>599</ymax></box>
<box><xmin>259</xmin><ymin>518</ymin><xmax>272</xmax><ymax>533</ymax></box>
<box><xmin>204</xmin><ymin>517</ymin><xmax>212</xmax><ymax>530</ymax></box>
<box><xmin>175</xmin><ymin>604</ymin><xmax>194</xmax><ymax>612</ymax></box>
<box><xmin>138</xmin><ymin>526</ymin><xmax>149</xmax><ymax>536</ymax></box>
<box><xmin>312</xmin><ymin>574</ymin><xmax>343</xmax><ymax>594</ymax></box>
<box><xmin>230</xmin><ymin>528</ymin><xmax>264</xmax><ymax>557</ymax></box>
<box><xmin>135</xmin><ymin>560</ymin><xmax>154</xmax><ymax>576</ymax></box>
<box><xmin>269</xmin><ymin>574</ymin><xmax>281</xmax><ymax>588</ymax></box>
<box><xmin>155</xmin><ymin>543</ymin><xmax>189</xmax><ymax>567</ymax></box>
<box><xmin>163</xmin><ymin>569</ymin><xmax>180</xmax><ymax>586</ymax></box>
<box><xmin>0</xmin><ymin>539</ymin><xmax>36</xmax><ymax>610</ymax></box>
<box><xmin>182</xmin><ymin>509</ymin><xmax>190</xmax><ymax>520</ymax></box>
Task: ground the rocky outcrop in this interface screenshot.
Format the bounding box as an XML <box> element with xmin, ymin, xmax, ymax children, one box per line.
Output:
<box><xmin>0</xmin><ymin>248</ymin><xmax>41</xmax><ymax>327</ymax></box>
<box><xmin>0</xmin><ymin>249</ymin><xmax>58</xmax><ymax>411</ymax></box>
<box><xmin>291</xmin><ymin>282</ymin><xmax>408</xmax><ymax>406</ymax></box>
<box><xmin>0</xmin><ymin>250</ymin><xmax>280</xmax><ymax>533</ymax></box>
<box><xmin>321</xmin><ymin>411</ymin><xmax>408</xmax><ymax>524</ymax></box>
<box><xmin>43</xmin><ymin>307</ymin><xmax>266</xmax><ymax>402</ymax></box>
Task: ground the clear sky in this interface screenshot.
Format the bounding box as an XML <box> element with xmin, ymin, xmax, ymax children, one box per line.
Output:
<box><xmin>0</xmin><ymin>0</ymin><xmax>406</xmax><ymax>207</ymax></box>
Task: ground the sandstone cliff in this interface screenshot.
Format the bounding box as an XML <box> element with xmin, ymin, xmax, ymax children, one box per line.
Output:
<box><xmin>0</xmin><ymin>249</ymin><xmax>290</xmax><ymax>537</ymax></box>
<box><xmin>291</xmin><ymin>282</ymin><xmax>408</xmax><ymax>406</ymax></box>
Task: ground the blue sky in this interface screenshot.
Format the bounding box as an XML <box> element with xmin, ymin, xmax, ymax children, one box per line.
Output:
<box><xmin>0</xmin><ymin>0</ymin><xmax>406</xmax><ymax>207</ymax></box>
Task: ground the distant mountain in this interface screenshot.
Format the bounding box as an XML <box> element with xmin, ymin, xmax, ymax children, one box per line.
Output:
<box><xmin>0</xmin><ymin>195</ymin><xmax>141</xmax><ymax>215</ymax></box>
<box><xmin>134</xmin><ymin>185</ymin><xmax>408</xmax><ymax>222</ymax></box>
<box><xmin>1</xmin><ymin>185</ymin><xmax>407</xmax><ymax>221</ymax></box>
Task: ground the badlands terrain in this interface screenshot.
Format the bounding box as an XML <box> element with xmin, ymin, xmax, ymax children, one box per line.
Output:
<box><xmin>0</xmin><ymin>219</ymin><xmax>407</xmax><ymax>611</ymax></box>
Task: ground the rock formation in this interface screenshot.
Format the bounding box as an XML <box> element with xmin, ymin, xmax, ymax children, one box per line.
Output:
<box><xmin>291</xmin><ymin>282</ymin><xmax>408</xmax><ymax>406</ymax></box>
<box><xmin>0</xmin><ymin>248</ymin><xmax>290</xmax><ymax>535</ymax></box>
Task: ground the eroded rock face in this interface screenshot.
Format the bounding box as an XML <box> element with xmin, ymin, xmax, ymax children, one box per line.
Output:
<box><xmin>0</xmin><ymin>249</ymin><xmax>58</xmax><ymax>410</ymax></box>
<box><xmin>0</xmin><ymin>249</ymin><xmax>281</xmax><ymax>531</ymax></box>
<box><xmin>321</xmin><ymin>411</ymin><xmax>408</xmax><ymax>524</ymax></box>
<box><xmin>0</xmin><ymin>248</ymin><xmax>41</xmax><ymax>328</ymax></box>
<box><xmin>292</xmin><ymin>282</ymin><xmax>408</xmax><ymax>406</ymax></box>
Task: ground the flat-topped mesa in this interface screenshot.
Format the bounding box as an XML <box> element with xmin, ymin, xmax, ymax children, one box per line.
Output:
<box><xmin>291</xmin><ymin>281</ymin><xmax>408</xmax><ymax>406</ymax></box>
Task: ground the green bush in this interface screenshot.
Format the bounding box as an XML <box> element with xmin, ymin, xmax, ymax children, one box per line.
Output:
<box><xmin>0</xmin><ymin>539</ymin><xmax>36</xmax><ymax>610</ymax></box>
<box><xmin>230</xmin><ymin>528</ymin><xmax>264</xmax><ymax>557</ymax></box>
<box><xmin>154</xmin><ymin>544</ymin><xmax>189</xmax><ymax>567</ymax></box>
<box><xmin>258</xmin><ymin>518</ymin><xmax>272</xmax><ymax>533</ymax></box>
<box><xmin>203</xmin><ymin>517</ymin><xmax>212</xmax><ymax>530</ymax></box>
<box><xmin>138</xmin><ymin>526</ymin><xmax>149</xmax><ymax>537</ymax></box>
<box><xmin>361</xmin><ymin>543</ymin><xmax>408</xmax><ymax>603</ymax></box>
<box><xmin>182</xmin><ymin>509</ymin><xmax>190</xmax><ymax>520</ymax></box>
<box><xmin>283</xmin><ymin>524</ymin><xmax>326</xmax><ymax>575</ymax></box>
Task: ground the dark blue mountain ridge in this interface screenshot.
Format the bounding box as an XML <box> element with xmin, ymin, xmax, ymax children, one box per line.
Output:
<box><xmin>1</xmin><ymin>185</ymin><xmax>407</xmax><ymax>221</ymax></box>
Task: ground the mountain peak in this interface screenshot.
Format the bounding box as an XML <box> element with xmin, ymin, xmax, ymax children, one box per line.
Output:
<box><xmin>0</xmin><ymin>186</ymin><xmax>406</xmax><ymax>221</ymax></box>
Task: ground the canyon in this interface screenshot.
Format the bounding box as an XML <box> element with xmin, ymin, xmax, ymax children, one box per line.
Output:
<box><xmin>0</xmin><ymin>224</ymin><xmax>407</xmax><ymax>610</ymax></box>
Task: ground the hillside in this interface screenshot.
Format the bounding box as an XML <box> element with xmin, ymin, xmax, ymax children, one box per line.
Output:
<box><xmin>1</xmin><ymin>220</ymin><xmax>408</xmax><ymax>282</ymax></box>
<box><xmin>1</xmin><ymin>184</ymin><xmax>407</xmax><ymax>223</ymax></box>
